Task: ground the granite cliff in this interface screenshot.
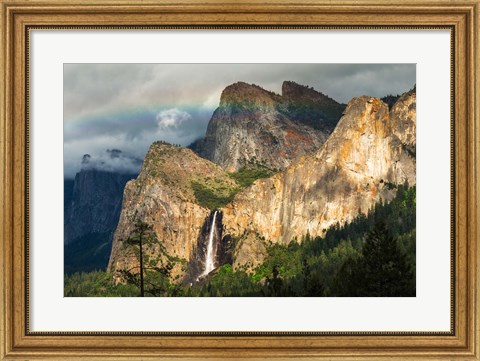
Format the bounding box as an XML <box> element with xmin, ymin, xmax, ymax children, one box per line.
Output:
<box><xmin>195</xmin><ymin>81</ymin><xmax>345</xmax><ymax>172</ymax></box>
<box><xmin>107</xmin><ymin>84</ymin><xmax>416</xmax><ymax>282</ymax></box>
<box><xmin>221</xmin><ymin>88</ymin><xmax>416</xmax><ymax>270</ymax></box>
<box><xmin>64</xmin><ymin>169</ymin><xmax>136</xmax><ymax>245</ymax></box>
<box><xmin>107</xmin><ymin>142</ymin><xmax>239</xmax><ymax>282</ymax></box>
<box><xmin>64</xmin><ymin>168</ymin><xmax>137</xmax><ymax>274</ymax></box>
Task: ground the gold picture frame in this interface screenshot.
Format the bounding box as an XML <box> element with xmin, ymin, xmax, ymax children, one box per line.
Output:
<box><xmin>1</xmin><ymin>0</ymin><xmax>478</xmax><ymax>359</ymax></box>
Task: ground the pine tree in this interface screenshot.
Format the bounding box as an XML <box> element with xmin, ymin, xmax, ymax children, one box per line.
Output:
<box><xmin>359</xmin><ymin>221</ymin><xmax>415</xmax><ymax>296</ymax></box>
<box><xmin>123</xmin><ymin>220</ymin><xmax>152</xmax><ymax>296</ymax></box>
<box><xmin>263</xmin><ymin>265</ymin><xmax>284</xmax><ymax>296</ymax></box>
<box><xmin>301</xmin><ymin>258</ymin><xmax>325</xmax><ymax>296</ymax></box>
<box><xmin>331</xmin><ymin>221</ymin><xmax>415</xmax><ymax>297</ymax></box>
<box><xmin>121</xmin><ymin>219</ymin><xmax>175</xmax><ymax>297</ymax></box>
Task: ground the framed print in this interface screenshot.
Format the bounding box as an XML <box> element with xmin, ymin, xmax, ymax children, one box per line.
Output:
<box><xmin>1</xmin><ymin>0</ymin><xmax>479</xmax><ymax>359</ymax></box>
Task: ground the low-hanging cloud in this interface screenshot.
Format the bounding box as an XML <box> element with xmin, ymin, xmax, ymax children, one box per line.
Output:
<box><xmin>78</xmin><ymin>149</ymin><xmax>143</xmax><ymax>175</ymax></box>
<box><xmin>156</xmin><ymin>108</ymin><xmax>192</xmax><ymax>130</ymax></box>
<box><xmin>63</xmin><ymin>106</ymin><xmax>213</xmax><ymax>178</ymax></box>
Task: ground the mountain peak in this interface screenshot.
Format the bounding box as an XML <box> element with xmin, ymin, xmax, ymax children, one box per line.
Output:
<box><xmin>281</xmin><ymin>81</ymin><xmax>346</xmax><ymax>132</ymax></box>
<box><xmin>283</xmin><ymin>80</ymin><xmax>322</xmax><ymax>97</ymax></box>
<box><xmin>219</xmin><ymin>81</ymin><xmax>280</xmax><ymax>108</ymax></box>
<box><xmin>139</xmin><ymin>141</ymin><xmax>238</xmax><ymax>202</ymax></box>
<box><xmin>196</xmin><ymin>80</ymin><xmax>345</xmax><ymax>172</ymax></box>
<box><xmin>282</xmin><ymin>80</ymin><xmax>333</xmax><ymax>103</ymax></box>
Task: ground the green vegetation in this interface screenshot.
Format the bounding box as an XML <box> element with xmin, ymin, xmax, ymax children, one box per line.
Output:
<box><xmin>228</xmin><ymin>163</ymin><xmax>276</xmax><ymax>188</ymax></box>
<box><xmin>332</xmin><ymin>221</ymin><xmax>414</xmax><ymax>296</ymax></box>
<box><xmin>192</xmin><ymin>162</ymin><xmax>276</xmax><ymax>210</ymax></box>
<box><xmin>65</xmin><ymin>185</ymin><xmax>416</xmax><ymax>297</ymax></box>
<box><xmin>191</xmin><ymin>181</ymin><xmax>237</xmax><ymax>210</ymax></box>
<box><xmin>64</xmin><ymin>271</ymin><xmax>139</xmax><ymax>297</ymax></box>
<box><xmin>187</xmin><ymin>264</ymin><xmax>261</xmax><ymax>297</ymax></box>
<box><xmin>64</xmin><ymin>269</ymin><xmax>187</xmax><ymax>297</ymax></box>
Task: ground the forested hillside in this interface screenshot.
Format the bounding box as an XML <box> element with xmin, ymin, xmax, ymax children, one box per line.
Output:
<box><xmin>65</xmin><ymin>184</ymin><xmax>415</xmax><ymax>297</ymax></box>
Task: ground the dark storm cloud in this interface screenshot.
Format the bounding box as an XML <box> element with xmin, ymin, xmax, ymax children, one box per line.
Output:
<box><xmin>64</xmin><ymin>64</ymin><xmax>415</xmax><ymax>178</ymax></box>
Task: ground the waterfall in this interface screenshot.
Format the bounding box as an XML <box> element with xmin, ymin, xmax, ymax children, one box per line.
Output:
<box><xmin>201</xmin><ymin>210</ymin><xmax>218</xmax><ymax>277</ymax></box>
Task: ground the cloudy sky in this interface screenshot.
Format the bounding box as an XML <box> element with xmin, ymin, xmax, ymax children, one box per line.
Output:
<box><xmin>64</xmin><ymin>63</ymin><xmax>415</xmax><ymax>178</ymax></box>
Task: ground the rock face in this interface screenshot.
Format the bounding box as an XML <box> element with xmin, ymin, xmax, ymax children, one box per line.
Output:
<box><xmin>107</xmin><ymin>142</ymin><xmax>239</xmax><ymax>282</ymax></box>
<box><xmin>281</xmin><ymin>81</ymin><xmax>345</xmax><ymax>132</ymax></box>
<box><xmin>196</xmin><ymin>81</ymin><xmax>345</xmax><ymax>172</ymax></box>
<box><xmin>107</xmin><ymin>87</ymin><xmax>416</xmax><ymax>282</ymax></box>
<box><xmin>221</xmin><ymin>89</ymin><xmax>416</xmax><ymax>270</ymax></box>
<box><xmin>64</xmin><ymin>169</ymin><xmax>136</xmax><ymax>245</ymax></box>
<box><xmin>390</xmin><ymin>87</ymin><xmax>416</xmax><ymax>154</ymax></box>
<box><xmin>185</xmin><ymin>210</ymin><xmax>229</xmax><ymax>283</ymax></box>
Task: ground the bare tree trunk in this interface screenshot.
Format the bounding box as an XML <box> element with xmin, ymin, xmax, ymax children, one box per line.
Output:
<box><xmin>139</xmin><ymin>229</ymin><xmax>144</xmax><ymax>297</ymax></box>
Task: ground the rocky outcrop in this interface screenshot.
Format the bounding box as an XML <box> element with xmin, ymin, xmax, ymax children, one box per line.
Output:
<box><xmin>390</xmin><ymin>86</ymin><xmax>416</xmax><ymax>155</ymax></box>
<box><xmin>107</xmin><ymin>142</ymin><xmax>239</xmax><ymax>282</ymax></box>
<box><xmin>222</xmin><ymin>89</ymin><xmax>416</xmax><ymax>270</ymax></box>
<box><xmin>196</xmin><ymin>81</ymin><xmax>345</xmax><ymax>172</ymax></box>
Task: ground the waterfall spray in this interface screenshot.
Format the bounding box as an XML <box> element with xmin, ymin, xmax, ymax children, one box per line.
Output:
<box><xmin>201</xmin><ymin>210</ymin><xmax>218</xmax><ymax>277</ymax></box>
